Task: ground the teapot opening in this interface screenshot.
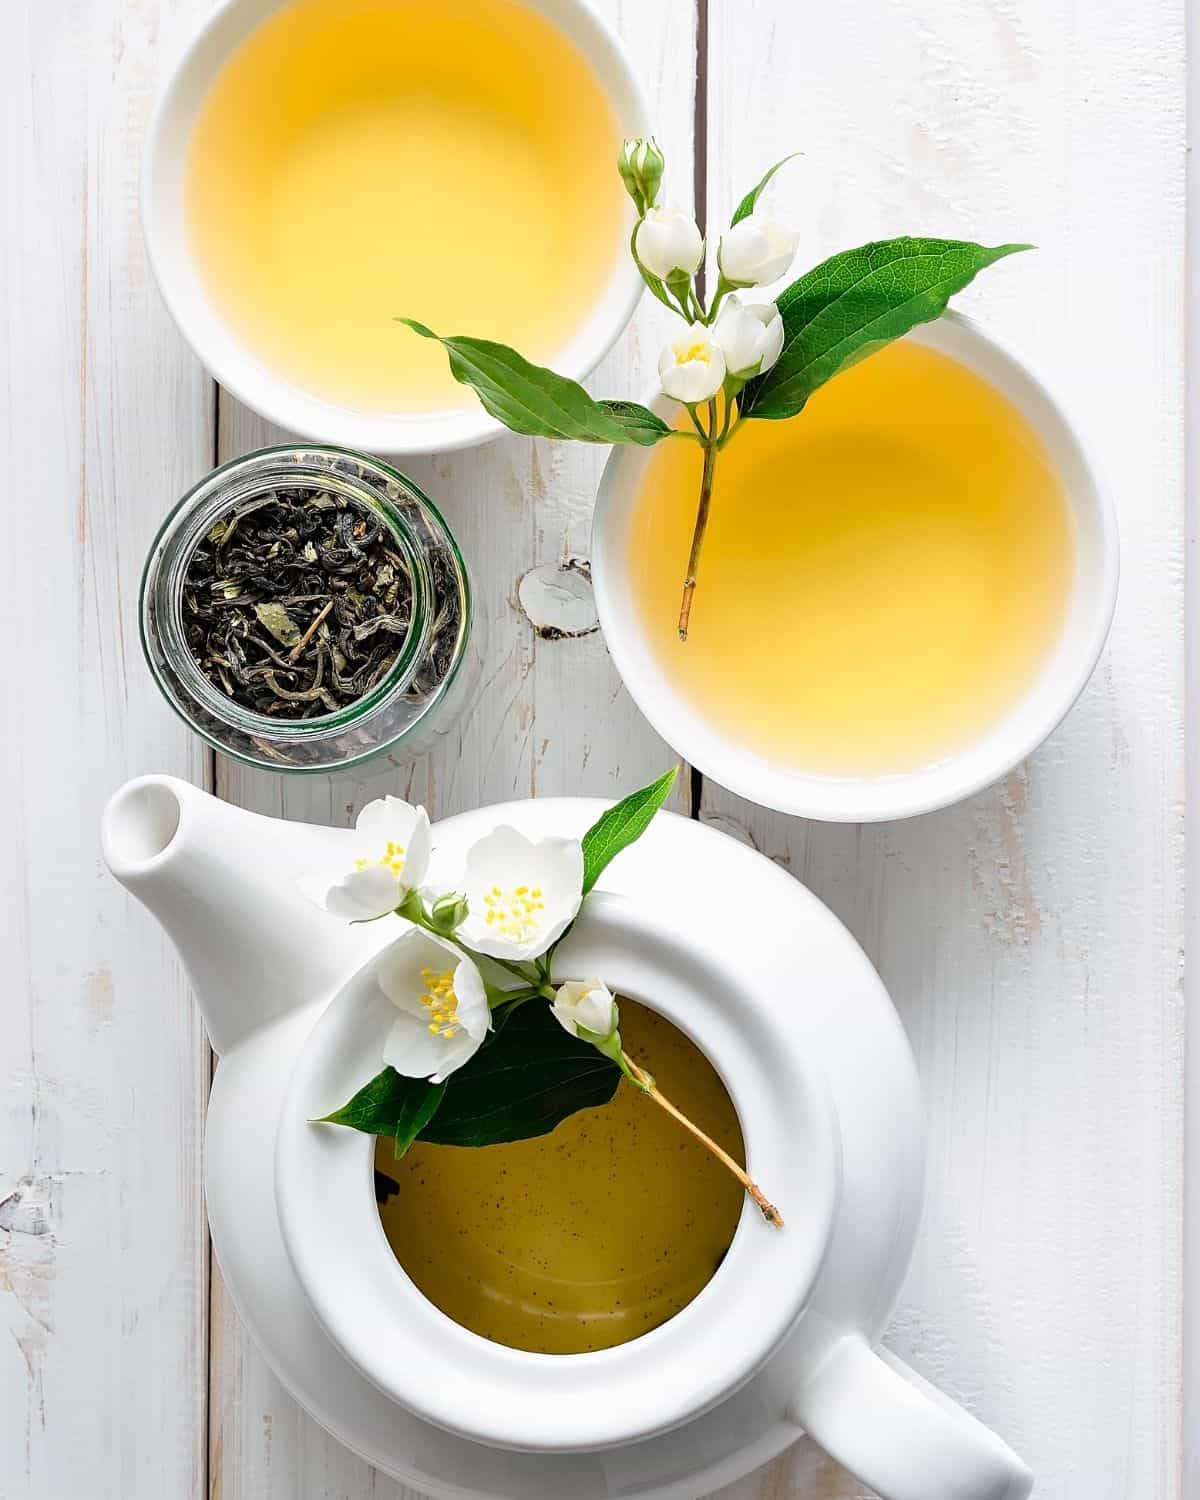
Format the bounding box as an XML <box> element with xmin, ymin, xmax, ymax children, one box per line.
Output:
<box><xmin>104</xmin><ymin>778</ymin><xmax>182</xmax><ymax>867</ymax></box>
<box><xmin>372</xmin><ymin>994</ymin><xmax>748</xmax><ymax>1358</ymax></box>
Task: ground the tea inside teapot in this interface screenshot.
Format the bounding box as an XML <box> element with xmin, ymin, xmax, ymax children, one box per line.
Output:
<box><xmin>375</xmin><ymin>1000</ymin><xmax>744</xmax><ymax>1354</ymax></box>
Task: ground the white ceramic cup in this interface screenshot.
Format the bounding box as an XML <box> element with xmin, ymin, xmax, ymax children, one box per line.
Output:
<box><xmin>143</xmin><ymin>0</ymin><xmax>646</xmax><ymax>454</ymax></box>
<box><xmin>591</xmin><ymin>312</ymin><xmax>1120</xmax><ymax>822</ymax></box>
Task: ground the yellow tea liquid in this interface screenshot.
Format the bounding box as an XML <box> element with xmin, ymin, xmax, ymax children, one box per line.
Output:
<box><xmin>628</xmin><ymin>340</ymin><xmax>1075</xmax><ymax>774</ymax></box>
<box><xmin>186</xmin><ymin>0</ymin><xmax>624</xmax><ymax>412</ymax></box>
<box><xmin>376</xmin><ymin>1001</ymin><xmax>744</xmax><ymax>1354</ymax></box>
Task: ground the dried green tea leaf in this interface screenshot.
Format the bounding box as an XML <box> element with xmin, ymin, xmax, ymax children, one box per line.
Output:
<box><xmin>253</xmin><ymin>601</ymin><xmax>302</xmax><ymax>647</ymax></box>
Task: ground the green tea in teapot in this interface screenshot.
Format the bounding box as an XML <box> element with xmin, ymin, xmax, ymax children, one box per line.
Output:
<box><xmin>374</xmin><ymin>1000</ymin><xmax>745</xmax><ymax>1355</ymax></box>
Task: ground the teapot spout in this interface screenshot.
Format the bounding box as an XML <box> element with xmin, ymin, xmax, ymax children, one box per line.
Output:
<box><xmin>101</xmin><ymin>775</ymin><xmax>387</xmax><ymax>1055</ymax></box>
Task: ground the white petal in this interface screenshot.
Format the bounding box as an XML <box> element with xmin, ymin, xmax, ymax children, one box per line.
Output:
<box><xmin>712</xmin><ymin>296</ymin><xmax>767</xmax><ymax>376</ymax></box>
<box><xmin>402</xmin><ymin>808</ymin><xmax>433</xmax><ymax>890</ymax></box>
<box><xmin>718</xmin><ymin>214</ymin><xmax>799</xmax><ymax>287</ymax></box>
<box><xmin>428</xmin><ymin>1027</ymin><xmax>486</xmax><ymax>1083</ymax></box>
<box><xmin>353</xmin><ymin>797</ymin><xmax>431</xmax><ymax>891</ymax></box>
<box><xmin>458</xmin><ymin>829</ymin><xmax>584</xmax><ymax>960</ymax></box>
<box><xmin>717</xmin><ymin>219</ymin><xmax>767</xmax><ymax>284</ymax></box>
<box><xmin>635</xmin><ymin>203</ymin><xmax>703</xmax><ymax>278</ymax></box>
<box><xmin>378</xmin><ymin>936</ymin><xmax>490</xmax><ymax>1082</ymax></box>
<box><xmin>465</xmin><ymin>902</ymin><xmax>576</xmax><ymax>962</ymax></box>
<box><xmin>759</xmin><ymin>308</ymin><xmax>785</xmax><ymax>372</ymax></box>
<box><xmin>467</xmin><ymin>828</ymin><xmax>583</xmax><ymax>901</ymax></box>
<box><xmin>382</xmin><ymin>1010</ymin><xmax>449</xmax><ymax>1078</ymax></box>
<box><xmin>382</xmin><ymin>1010</ymin><xmax>482</xmax><ymax>1081</ymax></box>
<box><xmin>324</xmin><ymin>864</ymin><xmax>404</xmax><ymax>922</ymax></box>
<box><xmin>550</xmin><ymin>1003</ymin><xmax>580</xmax><ymax>1038</ymax></box>
<box><xmin>378</xmin><ymin>928</ymin><xmax>463</xmax><ymax>1018</ymax></box>
<box><xmin>552</xmin><ymin>980</ymin><xmax>617</xmax><ymax>1039</ymax></box>
<box><xmin>451</xmin><ymin>958</ymin><xmax>491</xmax><ymax>1041</ymax></box>
<box><xmin>660</xmin><ymin>343</ymin><xmax>726</xmax><ymax>403</ymax></box>
<box><xmin>355</xmin><ymin>795</ymin><xmax>413</xmax><ymax>842</ymax></box>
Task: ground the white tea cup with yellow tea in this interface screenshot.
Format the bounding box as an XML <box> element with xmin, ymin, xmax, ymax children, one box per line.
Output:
<box><xmin>406</xmin><ymin>138</ymin><xmax>1118</xmax><ymax>820</ymax></box>
<box><xmin>143</xmin><ymin>0</ymin><xmax>646</xmax><ymax>452</ymax></box>
<box><xmin>592</xmin><ymin>311</ymin><xmax>1118</xmax><ymax>820</ymax></box>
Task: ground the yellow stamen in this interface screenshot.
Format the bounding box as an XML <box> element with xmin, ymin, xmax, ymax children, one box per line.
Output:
<box><xmin>354</xmin><ymin>840</ymin><xmax>407</xmax><ymax>880</ymax></box>
<box><xmin>417</xmin><ymin>965</ymin><xmax>461</xmax><ymax>1039</ymax></box>
<box><xmin>477</xmin><ymin>879</ymin><xmax>549</xmax><ymax>944</ymax></box>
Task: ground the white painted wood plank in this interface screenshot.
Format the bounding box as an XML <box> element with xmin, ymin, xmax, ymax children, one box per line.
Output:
<box><xmin>207</xmin><ymin>4</ymin><xmax>698</xmax><ymax>1494</ymax></box>
<box><xmin>0</xmin><ymin>2</ymin><xmax>215</xmax><ymax>1497</ymax></box>
<box><xmin>704</xmin><ymin>2</ymin><xmax>1186</xmax><ymax>1498</ymax></box>
<box><xmin>1185</xmin><ymin>11</ymin><xmax>1199</xmax><ymax>1492</ymax></box>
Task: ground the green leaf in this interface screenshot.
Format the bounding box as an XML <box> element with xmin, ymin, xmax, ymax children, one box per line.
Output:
<box><xmin>253</xmin><ymin>601</ymin><xmax>301</xmax><ymax>647</ymax></box>
<box><xmin>741</xmin><ymin>237</ymin><xmax>1032</xmax><ymax>421</ymax></box>
<box><xmin>731</xmin><ymin>152</ymin><xmax>801</xmax><ymax>226</ymax></box>
<box><xmin>398</xmin><ymin>319</ymin><xmax>672</xmax><ymax>446</ymax></box>
<box><xmin>598</xmin><ymin>400</ymin><xmax>675</xmax><ymax>444</ymax></box>
<box><xmin>392</xmin><ymin>1081</ymin><xmax>447</xmax><ymax>1158</ymax></box>
<box><xmin>581</xmin><ymin>766</ymin><xmax>678</xmax><ymax>896</ymax></box>
<box><xmin>315</xmin><ymin>1004</ymin><xmax>620</xmax><ymax>1151</ymax></box>
<box><xmin>316</xmin><ymin>1072</ymin><xmax>446</xmax><ymax>1159</ymax></box>
<box><xmin>421</xmin><ymin>1003</ymin><xmax>621</xmax><ymax>1146</ymax></box>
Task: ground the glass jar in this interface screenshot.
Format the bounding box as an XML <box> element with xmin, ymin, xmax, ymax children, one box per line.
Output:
<box><xmin>141</xmin><ymin>446</ymin><xmax>480</xmax><ymax>773</ymax></box>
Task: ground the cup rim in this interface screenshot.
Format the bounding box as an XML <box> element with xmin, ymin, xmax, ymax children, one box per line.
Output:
<box><xmin>591</xmin><ymin>310</ymin><xmax>1121</xmax><ymax>822</ymax></box>
<box><xmin>143</xmin><ymin>0</ymin><xmax>648</xmax><ymax>455</ymax></box>
<box><xmin>276</xmin><ymin>891</ymin><xmax>841</xmax><ymax>1453</ymax></box>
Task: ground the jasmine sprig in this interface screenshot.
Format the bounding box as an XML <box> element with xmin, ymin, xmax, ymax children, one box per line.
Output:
<box><xmin>400</xmin><ymin>137</ymin><xmax>1030</xmax><ymax>637</ymax></box>
<box><xmin>303</xmin><ymin>768</ymin><xmax>783</xmax><ymax>1224</ymax></box>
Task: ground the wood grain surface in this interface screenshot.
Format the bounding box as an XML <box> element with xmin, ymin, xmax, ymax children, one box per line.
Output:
<box><xmin>0</xmin><ymin>1</ymin><xmax>1188</xmax><ymax>1497</ymax></box>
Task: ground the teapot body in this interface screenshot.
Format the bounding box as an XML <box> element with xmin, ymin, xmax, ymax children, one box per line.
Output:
<box><xmin>103</xmin><ymin>779</ymin><xmax>1031</xmax><ymax>1500</ymax></box>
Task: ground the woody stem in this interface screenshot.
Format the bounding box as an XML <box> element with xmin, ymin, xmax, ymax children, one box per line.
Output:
<box><xmin>677</xmin><ymin>403</ymin><xmax>720</xmax><ymax>642</ymax></box>
<box><xmin>621</xmin><ymin>1052</ymin><xmax>783</xmax><ymax>1227</ymax></box>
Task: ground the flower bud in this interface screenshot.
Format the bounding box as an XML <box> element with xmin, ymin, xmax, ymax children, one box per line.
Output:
<box><xmin>551</xmin><ymin>980</ymin><xmax>619</xmax><ymax>1042</ymax></box>
<box><xmin>635</xmin><ymin>203</ymin><xmax>704</xmax><ymax>280</ymax></box>
<box><xmin>717</xmin><ymin>212</ymin><xmax>799</xmax><ymax>287</ymax></box>
<box><xmin>711</xmin><ymin>294</ymin><xmax>785</xmax><ymax>381</ymax></box>
<box><xmin>618</xmin><ymin>136</ymin><xmax>665</xmax><ymax>214</ymax></box>
<box><xmin>658</xmin><ymin>330</ymin><xmax>726</xmax><ymax>404</ymax></box>
<box><xmin>428</xmin><ymin>891</ymin><xmax>469</xmax><ymax>935</ymax></box>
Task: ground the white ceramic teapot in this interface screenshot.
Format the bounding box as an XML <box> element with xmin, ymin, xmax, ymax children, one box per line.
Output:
<box><xmin>102</xmin><ymin>774</ymin><xmax>1033</xmax><ymax>1500</ymax></box>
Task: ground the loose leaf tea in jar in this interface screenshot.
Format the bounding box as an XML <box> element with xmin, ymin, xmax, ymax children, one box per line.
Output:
<box><xmin>183</xmin><ymin>488</ymin><xmax>415</xmax><ymax>719</ymax></box>
<box><xmin>141</xmin><ymin>447</ymin><xmax>478</xmax><ymax>772</ymax></box>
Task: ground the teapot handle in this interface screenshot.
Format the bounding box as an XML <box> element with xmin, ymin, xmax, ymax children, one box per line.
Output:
<box><xmin>793</xmin><ymin>1333</ymin><xmax>1033</xmax><ymax>1500</ymax></box>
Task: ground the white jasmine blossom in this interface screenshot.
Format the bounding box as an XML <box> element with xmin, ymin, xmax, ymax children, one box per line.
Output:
<box><xmin>379</xmin><ymin>929</ymin><xmax>490</xmax><ymax>1082</ymax></box>
<box><xmin>551</xmin><ymin>980</ymin><xmax>618</xmax><ymax>1041</ymax></box>
<box><xmin>717</xmin><ymin>211</ymin><xmax>799</xmax><ymax>287</ymax></box>
<box><xmin>635</xmin><ymin>202</ymin><xmax>704</xmax><ymax>279</ymax></box>
<box><xmin>457</xmin><ymin>826</ymin><xmax>584</xmax><ymax>962</ymax></box>
<box><xmin>299</xmin><ymin>796</ymin><xmax>431</xmax><ymax>922</ymax></box>
<box><xmin>658</xmin><ymin>330</ymin><xmax>726</xmax><ymax>404</ymax></box>
<box><xmin>711</xmin><ymin>294</ymin><xmax>785</xmax><ymax>380</ymax></box>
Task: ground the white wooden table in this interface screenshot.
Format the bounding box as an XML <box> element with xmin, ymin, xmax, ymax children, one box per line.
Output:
<box><xmin>1</xmin><ymin>1</ymin><xmax>1189</xmax><ymax>1496</ymax></box>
